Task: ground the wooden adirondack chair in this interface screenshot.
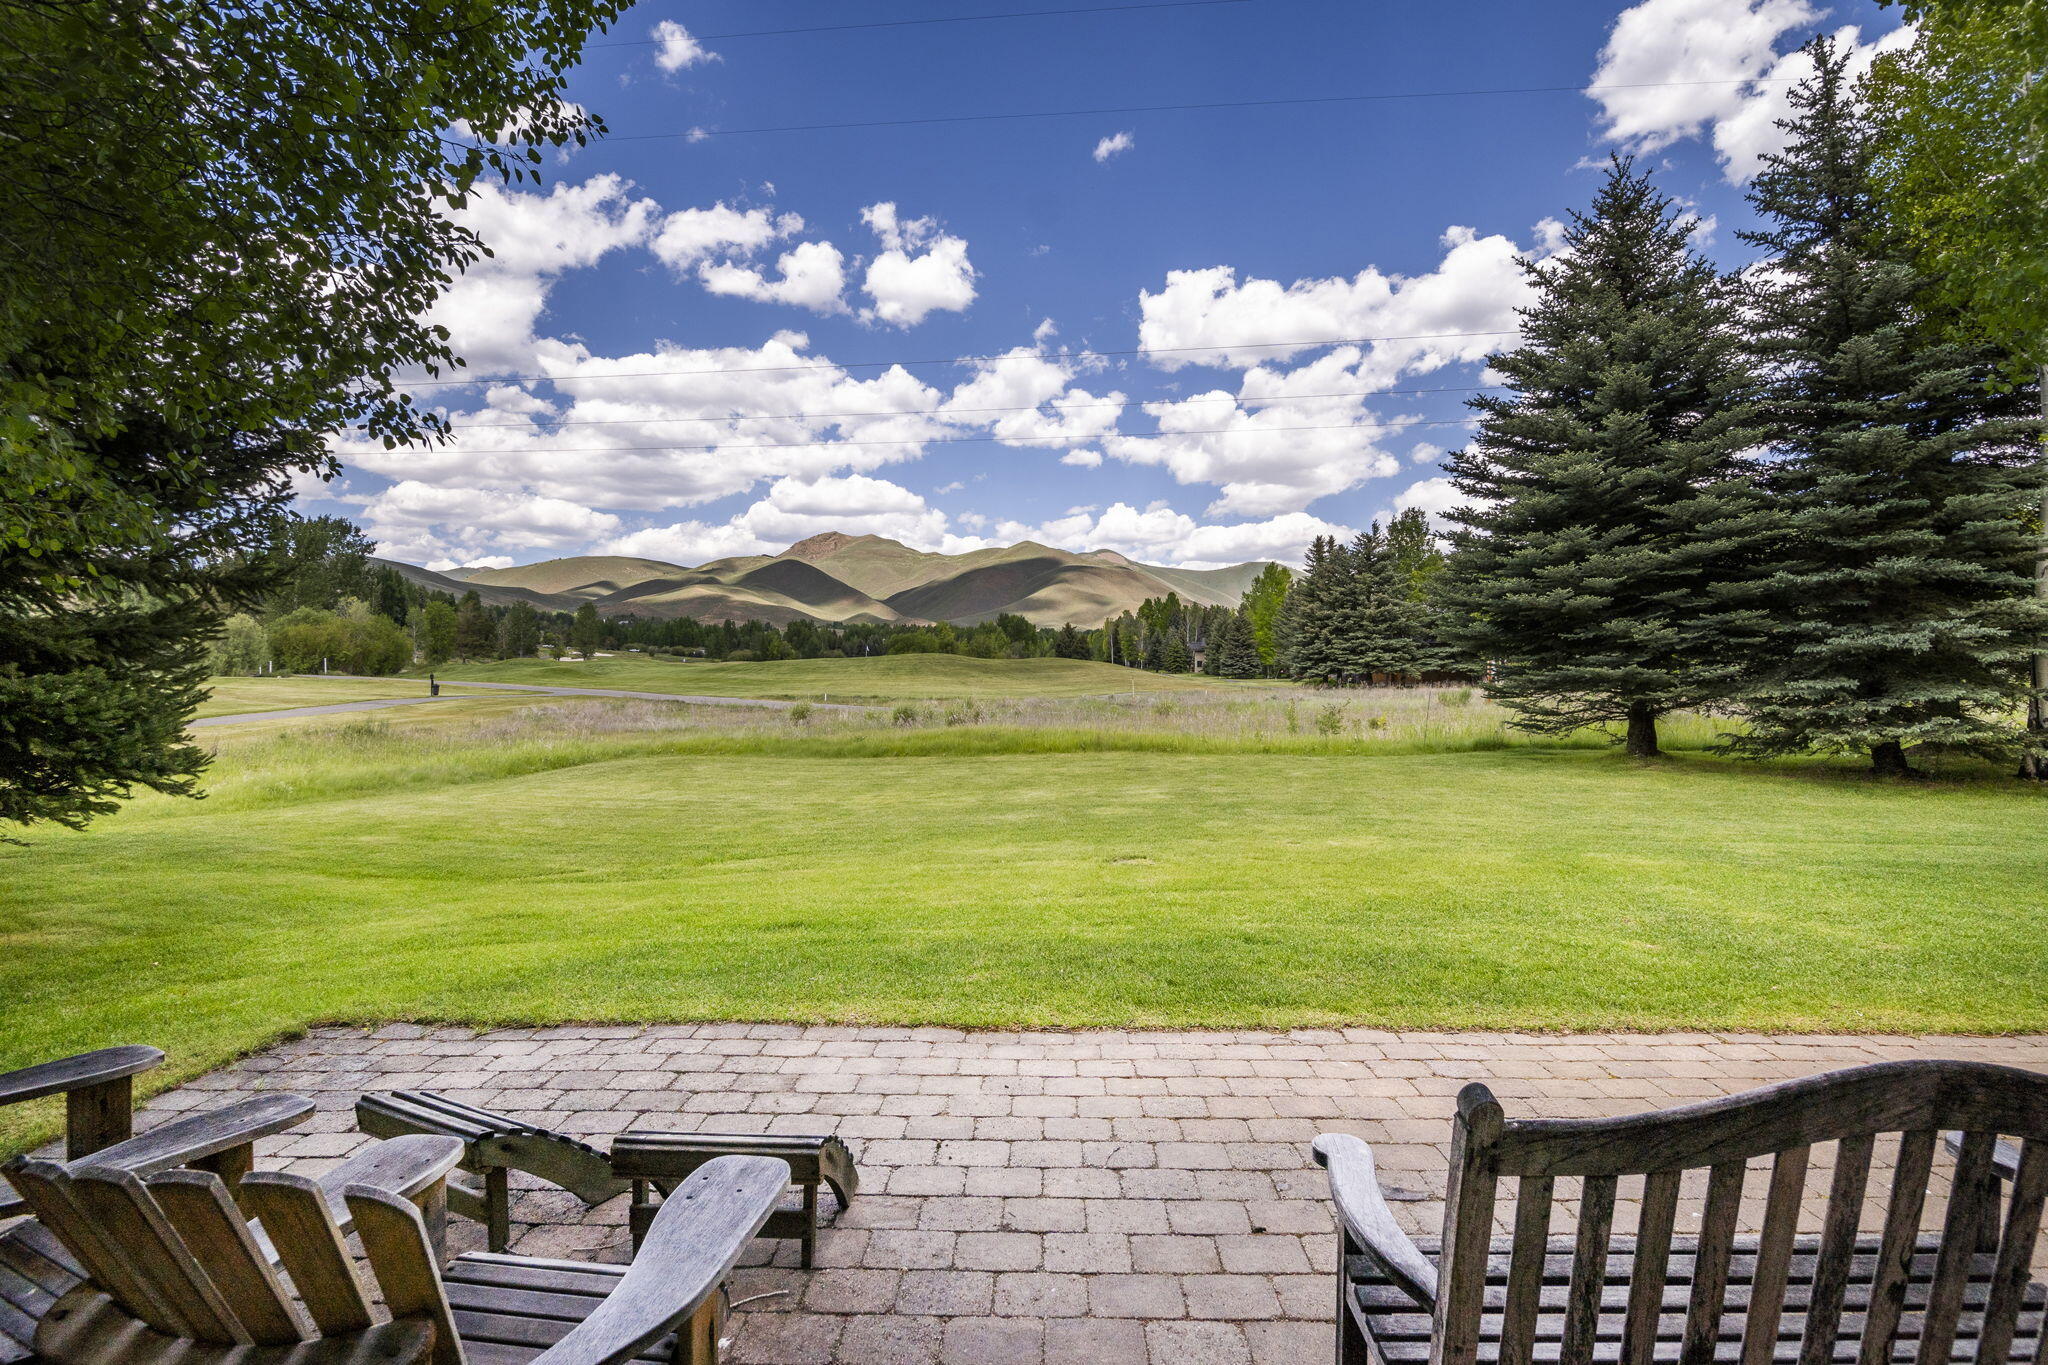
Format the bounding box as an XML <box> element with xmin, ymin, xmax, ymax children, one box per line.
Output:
<box><xmin>3</xmin><ymin>1135</ymin><xmax>787</xmax><ymax>1364</ymax></box>
<box><xmin>0</xmin><ymin>1048</ymin><xmax>167</xmax><ymax>1222</ymax></box>
<box><xmin>1315</xmin><ymin>1059</ymin><xmax>2048</xmax><ymax>1365</ymax></box>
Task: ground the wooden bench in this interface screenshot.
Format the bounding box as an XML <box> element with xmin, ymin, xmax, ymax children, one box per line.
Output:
<box><xmin>358</xmin><ymin>1091</ymin><xmax>859</xmax><ymax>1264</ymax></box>
<box><xmin>4</xmin><ymin>1137</ymin><xmax>786</xmax><ymax>1363</ymax></box>
<box><xmin>1316</xmin><ymin>1059</ymin><xmax>2048</xmax><ymax>1365</ymax></box>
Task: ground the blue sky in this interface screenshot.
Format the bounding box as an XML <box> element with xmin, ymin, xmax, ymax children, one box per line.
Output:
<box><xmin>309</xmin><ymin>0</ymin><xmax>1908</xmax><ymax>571</ymax></box>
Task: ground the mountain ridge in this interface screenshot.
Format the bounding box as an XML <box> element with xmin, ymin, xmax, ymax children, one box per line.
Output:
<box><xmin>378</xmin><ymin>534</ymin><xmax>1275</xmax><ymax>627</ymax></box>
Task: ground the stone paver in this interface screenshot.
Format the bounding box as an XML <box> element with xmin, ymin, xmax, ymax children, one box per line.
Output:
<box><xmin>74</xmin><ymin>1025</ymin><xmax>2048</xmax><ymax>1364</ymax></box>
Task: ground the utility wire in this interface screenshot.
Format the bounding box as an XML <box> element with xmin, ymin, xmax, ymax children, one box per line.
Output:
<box><xmin>444</xmin><ymin>383</ymin><xmax>1498</xmax><ymax>432</ymax></box>
<box><xmin>590</xmin><ymin>0</ymin><xmax>1255</xmax><ymax>48</ymax></box>
<box><xmin>399</xmin><ymin>329</ymin><xmax>1518</xmax><ymax>388</ymax></box>
<box><xmin>396</xmin><ymin>415</ymin><xmax>1469</xmax><ymax>457</ymax></box>
<box><xmin>617</xmin><ymin>77</ymin><xmax>1804</xmax><ymax>141</ymax></box>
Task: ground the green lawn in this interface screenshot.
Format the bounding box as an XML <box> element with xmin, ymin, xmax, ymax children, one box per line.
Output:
<box><xmin>429</xmin><ymin>653</ymin><xmax>1265</xmax><ymax>701</ymax></box>
<box><xmin>194</xmin><ymin>675</ymin><xmax>476</xmax><ymax>718</ymax></box>
<box><xmin>5</xmin><ymin>715</ymin><xmax>2043</xmax><ymax>1150</ymax></box>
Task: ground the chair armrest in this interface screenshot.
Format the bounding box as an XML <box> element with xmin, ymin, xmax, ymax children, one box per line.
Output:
<box><xmin>319</xmin><ymin>1135</ymin><xmax>464</xmax><ymax>1227</ymax></box>
<box><xmin>73</xmin><ymin>1094</ymin><xmax>314</xmax><ymax>1177</ymax></box>
<box><xmin>530</xmin><ymin>1155</ymin><xmax>788</xmax><ymax>1365</ymax></box>
<box><xmin>1313</xmin><ymin>1133</ymin><xmax>1438</xmax><ymax>1309</ymax></box>
<box><xmin>0</xmin><ymin>1047</ymin><xmax>164</xmax><ymax>1107</ymax></box>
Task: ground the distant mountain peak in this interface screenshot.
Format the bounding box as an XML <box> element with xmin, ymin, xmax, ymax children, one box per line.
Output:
<box><xmin>782</xmin><ymin>530</ymin><xmax>890</xmax><ymax>560</ymax></box>
<box><xmin>1084</xmin><ymin>548</ymin><xmax>1138</xmax><ymax>567</ymax></box>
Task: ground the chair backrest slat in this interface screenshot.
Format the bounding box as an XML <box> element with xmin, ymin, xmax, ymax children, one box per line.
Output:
<box><xmin>1560</xmin><ymin>1174</ymin><xmax>1618</xmax><ymax>1365</ymax></box>
<box><xmin>1740</xmin><ymin>1144</ymin><xmax>1812</xmax><ymax>1365</ymax></box>
<box><xmin>1622</xmin><ymin>1169</ymin><xmax>1682</xmax><ymax>1365</ymax></box>
<box><xmin>1500</xmin><ymin>1175</ymin><xmax>1555</xmax><ymax>1365</ymax></box>
<box><xmin>147</xmin><ymin>1169</ymin><xmax>309</xmax><ymax>1346</ymax></box>
<box><xmin>346</xmin><ymin>1185</ymin><xmax>465</xmax><ymax>1365</ymax></box>
<box><xmin>1859</xmin><ymin>1128</ymin><xmax>1937</xmax><ymax>1365</ymax></box>
<box><xmin>1435</xmin><ymin>1087</ymin><xmax>1503</xmax><ymax>1365</ymax></box>
<box><xmin>1681</xmin><ymin>1159</ymin><xmax>1748</xmax><ymax>1365</ymax></box>
<box><xmin>64</xmin><ymin>1164</ymin><xmax>245</xmax><ymax>1345</ymax></box>
<box><xmin>1799</xmin><ymin>1133</ymin><xmax>1875</xmax><ymax>1365</ymax></box>
<box><xmin>1976</xmin><ymin>1138</ymin><xmax>2047</xmax><ymax>1365</ymax></box>
<box><xmin>4</xmin><ymin>1158</ymin><xmax>187</xmax><ymax>1337</ymax></box>
<box><xmin>237</xmin><ymin>1171</ymin><xmax>374</xmax><ymax>1336</ymax></box>
<box><xmin>1920</xmin><ymin>1131</ymin><xmax>1999</xmax><ymax>1365</ymax></box>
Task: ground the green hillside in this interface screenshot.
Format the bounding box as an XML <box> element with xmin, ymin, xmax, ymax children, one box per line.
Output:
<box><xmin>430</xmin><ymin>653</ymin><xmax>1253</xmax><ymax>700</ymax></box>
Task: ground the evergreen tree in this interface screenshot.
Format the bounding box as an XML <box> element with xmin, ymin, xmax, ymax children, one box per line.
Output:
<box><xmin>1435</xmin><ymin>157</ymin><xmax>1768</xmax><ymax>756</ymax></box>
<box><xmin>1731</xmin><ymin>40</ymin><xmax>2045</xmax><ymax>776</ymax></box>
<box><xmin>1338</xmin><ymin>524</ymin><xmax>1433</xmax><ymax>681</ymax></box>
<box><xmin>1278</xmin><ymin>535</ymin><xmax>1347</xmax><ymax>683</ymax></box>
<box><xmin>1162</xmin><ymin>634</ymin><xmax>1193</xmax><ymax>673</ymax></box>
<box><xmin>1213</xmin><ymin>611</ymin><xmax>1262</xmax><ymax>678</ymax></box>
<box><xmin>569</xmin><ymin>602</ymin><xmax>603</xmax><ymax>658</ymax></box>
<box><xmin>452</xmin><ymin>589</ymin><xmax>494</xmax><ymax>662</ymax></box>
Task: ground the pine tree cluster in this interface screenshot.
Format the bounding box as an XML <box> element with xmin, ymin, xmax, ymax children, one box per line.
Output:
<box><xmin>1431</xmin><ymin>41</ymin><xmax>2044</xmax><ymax>774</ymax></box>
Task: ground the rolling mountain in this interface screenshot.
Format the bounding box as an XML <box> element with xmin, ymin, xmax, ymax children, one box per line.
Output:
<box><xmin>379</xmin><ymin>533</ymin><xmax>1277</xmax><ymax>627</ymax></box>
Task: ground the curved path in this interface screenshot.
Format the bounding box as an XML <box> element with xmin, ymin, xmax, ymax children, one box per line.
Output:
<box><xmin>190</xmin><ymin>678</ymin><xmax>869</xmax><ymax>728</ymax></box>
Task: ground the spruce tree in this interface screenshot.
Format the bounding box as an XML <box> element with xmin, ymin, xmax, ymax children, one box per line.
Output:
<box><xmin>1279</xmin><ymin>535</ymin><xmax>1347</xmax><ymax>683</ymax></box>
<box><xmin>1732</xmin><ymin>39</ymin><xmax>2045</xmax><ymax>777</ymax></box>
<box><xmin>1214</xmin><ymin>611</ymin><xmax>1261</xmax><ymax>677</ymax></box>
<box><xmin>1436</xmin><ymin>157</ymin><xmax>1768</xmax><ymax>756</ymax></box>
<box><xmin>1338</xmin><ymin>524</ymin><xmax>1435</xmax><ymax>681</ymax></box>
<box><xmin>1162</xmin><ymin>634</ymin><xmax>1193</xmax><ymax>673</ymax></box>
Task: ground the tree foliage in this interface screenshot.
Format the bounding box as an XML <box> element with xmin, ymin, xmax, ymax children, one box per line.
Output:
<box><xmin>1731</xmin><ymin>39</ymin><xmax>2044</xmax><ymax>774</ymax></box>
<box><xmin>1435</xmin><ymin>158</ymin><xmax>1769</xmax><ymax>756</ymax></box>
<box><xmin>0</xmin><ymin>0</ymin><xmax>625</xmax><ymax>829</ymax></box>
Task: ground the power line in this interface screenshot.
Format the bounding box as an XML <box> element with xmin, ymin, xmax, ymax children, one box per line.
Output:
<box><xmin>617</xmin><ymin>77</ymin><xmax>1804</xmax><ymax>142</ymax></box>
<box><xmin>444</xmin><ymin>383</ymin><xmax>1498</xmax><ymax>432</ymax></box>
<box><xmin>591</xmin><ymin>0</ymin><xmax>1255</xmax><ymax>48</ymax></box>
<box><xmin>386</xmin><ymin>415</ymin><xmax>1471</xmax><ymax>457</ymax></box>
<box><xmin>399</xmin><ymin>329</ymin><xmax>1519</xmax><ymax>389</ymax></box>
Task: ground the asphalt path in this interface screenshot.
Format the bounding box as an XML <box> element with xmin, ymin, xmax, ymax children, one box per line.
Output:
<box><xmin>190</xmin><ymin>678</ymin><xmax>870</xmax><ymax>728</ymax></box>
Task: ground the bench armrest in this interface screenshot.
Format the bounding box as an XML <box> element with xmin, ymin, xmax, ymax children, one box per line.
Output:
<box><xmin>530</xmin><ymin>1155</ymin><xmax>788</xmax><ymax>1365</ymax></box>
<box><xmin>1314</xmin><ymin>1133</ymin><xmax>1438</xmax><ymax>1309</ymax></box>
<box><xmin>0</xmin><ymin>1047</ymin><xmax>164</xmax><ymax>1107</ymax></box>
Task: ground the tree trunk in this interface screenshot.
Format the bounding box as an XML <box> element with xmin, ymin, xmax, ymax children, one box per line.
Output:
<box><xmin>2020</xmin><ymin>361</ymin><xmax>2048</xmax><ymax>781</ymax></box>
<box><xmin>1871</xmin><ymin>739</ymin><xmax>1915</xmax><ymax>779</ymax></box>
<box><xmin>1624</xmin><ymin>702</ymin><xmax>1660</xmax><ymax>758</ymax></box>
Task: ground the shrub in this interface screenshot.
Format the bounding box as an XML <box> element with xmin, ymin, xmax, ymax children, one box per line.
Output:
<box><xmin>1315</xmin><ymin>703</ymin><xmax>1346</xmax><ymax>736</ymax></box>
<box><xmin>892</xmin><ymin>703</ymin><xmax>923</xmax><ymax>726</ymax></box>
<box><xmin>943</xmin><ymin>702</ymin><xmax>983</xmax><ymax>726</ymax></box>
<box><xmin>725</xmin><ymin>649</ymin><xmax>757</xmax><ymax>662</ymax></box>
<box><xmin>1441</xmin><ymin>687</ymin><xmax>1473</xmax><ymax>707</ymax></box>
<box><xmin>1368</xmin><ymin>714</ymin><xmax>1389</xmax><ymax>731</ymax></box>
<box><xmin>788</xmin><ymin>703</ymin><xmax>813</xmax><ymax>725</ymax></box>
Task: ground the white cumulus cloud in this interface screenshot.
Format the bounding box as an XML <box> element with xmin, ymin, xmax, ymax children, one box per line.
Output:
<box><xmin>1587</xmin><ymin>0</ymin><xmax>1913</xmax><ymax>182</ymax></box>
<box><xmin>1093</xmin><ymin>131</ymin><xmax>1135</xmax><ymax>163</ymax></box>
<box><xmin>858</xmin><ymin>202</ymin><xmax>978</xmax><ymax>327</ymax></box>
<box><xmin>652</xmin><ymin>21</ymin><xmax>717</xmax><ymax>72</ymax></box>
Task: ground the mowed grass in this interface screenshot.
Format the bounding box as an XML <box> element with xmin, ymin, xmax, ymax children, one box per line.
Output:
<box><xmin>193</xmin><ymin>675</ymin><xmax>476</xmax><ymax>718</ymax></box>
<box><xmin>430</xmin><ymin>653</ymin><xmax>1262</xmax><ymax>701</ymax></box>
<box><xmin>4</xmin><ymin>704</ymin><xmax>2044</xmax><ymax>1149</ymax></box>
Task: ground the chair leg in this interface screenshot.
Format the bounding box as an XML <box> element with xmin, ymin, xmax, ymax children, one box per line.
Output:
<box><xmin>800</xmin><ymin>1182</ymin><xmax>819</xmax><ymax>1269</ymax></box>
<box><xmin>1337</xmin><ymin>1231</ymin><xmax>1370</xmax><ymax>1365</ymax></box>
<box><xmin>484</xmin><ymin>1166</ymin><xmax>510</xmax><ymax>1254</ymax></box>
<box><xmin>673</xmin><ymin>1286</ymin><xmax>728</xmax><ymax>1364</ymax></box>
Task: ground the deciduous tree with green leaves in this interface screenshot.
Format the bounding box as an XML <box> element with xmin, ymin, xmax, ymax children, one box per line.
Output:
<box><xmin>1</xmin><ymin>0</ymin><xmax>625</xmax><ymax>831</ymax></box>
<box><xmin>1868</xmin><ymin>2</ymin><xmax>2048</xmax><ymax>775</ymax></box>
<box><xmin>1239</xmin><ymin>562</ymin><xmax>1293</xmax><ymax>673</ymax></box>
<box><xmin>1435</xmin><ymin>157</ymin><xmax>1769</xmax><ymax>757</ymax></box>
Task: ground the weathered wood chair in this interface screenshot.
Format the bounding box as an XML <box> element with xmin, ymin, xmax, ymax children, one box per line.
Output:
<box><xmin>3</xmin><ymin>1136</ymin><xmax>787</xmax><ymax>1364</ymax></box>
<box><xmin>359</xmin><ymin>1091</ymin><xmax>858</xmax><ymax>1264</ymax></box>
<box><xmin>1315</xmin><ymin>1059</ymin><xmax>2048</xmax><ymax>1365</ymax></box>
<box><xmin>0</xmin><ymin>1048</ymin><xmax>167</xmax><ymax>1220</ymax></box>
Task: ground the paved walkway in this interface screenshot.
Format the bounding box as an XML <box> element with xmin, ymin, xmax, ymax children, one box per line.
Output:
<box><xmin>192</xmin><ymin>677</ymin><xmax>866</xmax><ymax>727</ymax></box>
<box><xmin>131</xmin><ymin>1026</ymin><xmax>2048</xmax><ymax>1364</ymax></box>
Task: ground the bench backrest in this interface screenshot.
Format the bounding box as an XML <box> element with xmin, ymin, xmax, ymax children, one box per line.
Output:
<box><xmin>1434</xmin><ymin>1059</ymin><xmax>2048</xmax><ymax>1365</ymax></box>
<box><xmin>6</xmin><ymin>1155</ymin><xmax>459</xmax><ymax>1362</ymax></box>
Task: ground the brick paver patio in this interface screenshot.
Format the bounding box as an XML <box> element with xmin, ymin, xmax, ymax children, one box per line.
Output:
<box><xmin>119</xmin><ymin>1026</ymin><xmax>2048</xmax><ymax>1363</ymax></box>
